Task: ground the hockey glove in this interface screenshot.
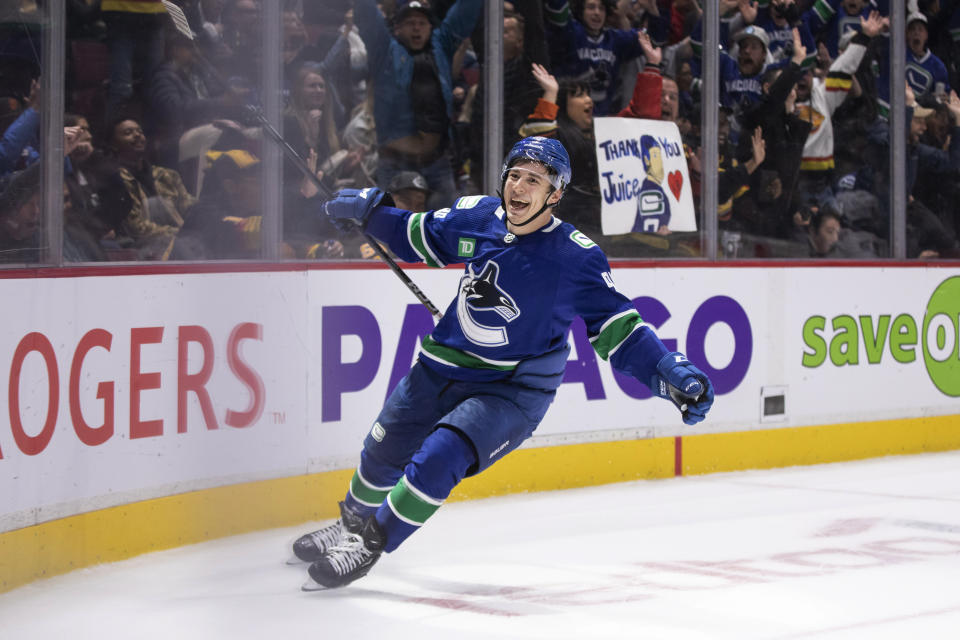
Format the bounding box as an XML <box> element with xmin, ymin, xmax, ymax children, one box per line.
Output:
<box><xmin>651</xmin><ymin>352</ymin><xmax>715</xmax><ymax>425</ymax></box>
<box><xmin>324</xmin><ymin>187</ymin><xmax>391</xmax><ymax>231</ymax></box>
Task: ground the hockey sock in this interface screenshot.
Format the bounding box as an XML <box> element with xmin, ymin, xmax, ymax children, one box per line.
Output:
<box><xmin>375</xmin><ymin>427</ymin><xmax>476</xmax><ymax>552</ymax></box>
<box><xmin>342</xmin><ymin>464</ymin><xmax>392</xmax><ymax>518</ymax></box>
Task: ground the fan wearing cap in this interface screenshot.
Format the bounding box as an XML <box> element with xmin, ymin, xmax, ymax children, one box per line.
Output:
<box><xmin>735</xmin><ymin>26</ymin><xmax>772</xmax><ymax>89</ymax></box>
<box><xmin>170</xmin><ymin>149</ymin><xmax>267</xmax><ymax>260</ymax></box>
<box><xmin>690</xmin><ymin>22</ymin><xmax>779</xmax><ymax>115</ymax></box>
<box><xmin>353</xmin><ymin>0</ymin><xmax>482</xmax><ymax>211</ymax></box>
<box><xmin>294</xmin><ymin>136</ymin><xmax>715</xmax><ymax>590</ymax></box>
<box><xmin>732</xmin><ymin>27</ymin><xmax>813</xmax><ymax>239</ymax></box>
<box><xmin>905</xmin><ymin>12</ymin><xmax>950</xmax><ymax>102</ymax></box>
<box><xmin>387</xmin><ymin>170</ymin><xmax>431</xmax><ymax>212</ymax></box>
<box><xmin>872</xmin><ymin>10</ymin><xmax>951</xmax><ymax>120</ymax></box>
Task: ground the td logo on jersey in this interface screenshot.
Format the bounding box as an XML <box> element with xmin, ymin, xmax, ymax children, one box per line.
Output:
<box><xmin>456</xmin><ymin>261</ymin><xmax>520</xmax><ymax>347</ymax></box>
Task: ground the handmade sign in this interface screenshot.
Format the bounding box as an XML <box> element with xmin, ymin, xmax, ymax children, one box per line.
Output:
<box><xmin>594</xmin><ymin>117</ymin><xmax>696</xmax><ymax>234</ymax></box>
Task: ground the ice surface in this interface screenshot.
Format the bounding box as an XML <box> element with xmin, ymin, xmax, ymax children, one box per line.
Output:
<box><xmin>3</xmin><ymin>451</ymin><xmax>960</xmax><ymax>639</ymax></box>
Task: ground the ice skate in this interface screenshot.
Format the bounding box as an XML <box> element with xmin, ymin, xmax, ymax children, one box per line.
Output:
<box><xmin>302</xmin><ymin>516</ymin><xmax>386</xmax><ymax>590</ymax></box>
<box><xmin>289</xmin><ymin>501</ymin><xmax>365</xmax><ymax>564</ymax></box>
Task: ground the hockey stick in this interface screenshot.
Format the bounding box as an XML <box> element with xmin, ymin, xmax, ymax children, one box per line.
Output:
<box><xmin>160</xmin><ymin>2</ymin><xmax>443</xmax><ymax>321</ymax></box>
<box><xmin>256</xmin><ymin>111</ymin><xmax>444</xmax><ymax>320</ymax></box>
<box><xmin>667</xmin><ymin>384</ymin><xmax>698</xmax><ymax>418</ymax></box>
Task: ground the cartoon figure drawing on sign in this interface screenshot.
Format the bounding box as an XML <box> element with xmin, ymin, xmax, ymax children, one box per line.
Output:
<box><xmin>631</xmin><ymin>134</ymin><xmax>671</xmax><ymax>234</ymax></box>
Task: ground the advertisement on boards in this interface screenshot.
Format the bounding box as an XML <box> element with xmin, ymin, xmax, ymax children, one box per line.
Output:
<box><xmin>1</xmin><ymin>266</ymin><xmax>959</xmax><ymax>531</ymax></box>
<box><xmin>0</xmin><ymin>272</ymin><xmax>311</xmax><ymax>530</ymax></box>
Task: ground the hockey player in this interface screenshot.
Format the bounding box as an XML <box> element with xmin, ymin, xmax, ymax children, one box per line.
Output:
<box><xmin>293</xmin><ymin>136</ymin><xmax>715</xmax><ymax>590</ymax></box>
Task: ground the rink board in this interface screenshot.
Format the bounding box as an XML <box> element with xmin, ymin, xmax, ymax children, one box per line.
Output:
<box><xmin>1</xmin><ymin>263</ymin><xmax>959</xmax><ymax>592</ymax></box>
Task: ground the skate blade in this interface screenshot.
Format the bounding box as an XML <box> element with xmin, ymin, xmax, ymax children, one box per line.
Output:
<box><xmin>301</xmin><ymin>578</ymin><xmax>330</xmax><ymax>592</ymax></box>
<box><xmin>286</xmin><ymin>555</ymin><xmax>308</xmax><ymax>566</ymax></box>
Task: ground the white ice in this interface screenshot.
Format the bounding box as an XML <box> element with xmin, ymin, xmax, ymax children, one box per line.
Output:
<box><xmin>3</xmin><ymin>450</ymin><xmax>960</xmax><ymax>640</ymax></box>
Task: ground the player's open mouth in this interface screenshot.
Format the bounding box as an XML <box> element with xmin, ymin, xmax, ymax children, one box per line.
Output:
<box><xmin>508</xmin><ymin>199</ymin><xmax>530</xmax><ymax>213</ymax></box>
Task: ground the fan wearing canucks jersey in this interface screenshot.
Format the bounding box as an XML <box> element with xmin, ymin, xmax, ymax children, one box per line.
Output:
<box><xmin>294</xmin><ymin>137</ymin><xmax>715</xmax><ymax>590</ymax></box>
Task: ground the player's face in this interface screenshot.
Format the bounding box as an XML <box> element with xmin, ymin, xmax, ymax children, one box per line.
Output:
<box><xmin>582</xmin><ymin>0</ymin><xmax>606</xmax><ymax>34</ymax></box>
<box><xmin>645</xmin><ymin>146</ymin><xmax>664</xmax><ymax>184</ymax></box>
<box><xmin>907</xmin><ymin>22</ymin><xmax>928</xmax><ymax>56</ymax></box>
<box><xmin>738</xmin><ymin>38</ymin><xmax>766</xmax><ymax>76</ymax></box>
<box><xmin>502</xmin><ymin>160</ymin><xmax>562</xmax><ymax>234</ymax></box>
<box><xmin>395</xmin><ymin>13</ymin><xmax>432</xmax><ymax>51</ymax></box>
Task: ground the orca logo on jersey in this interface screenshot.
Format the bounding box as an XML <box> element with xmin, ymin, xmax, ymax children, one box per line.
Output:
<box><xmin>457</xmin><ymin>261</ymin><xmax>520</xmax><ymax>347</ymax></box>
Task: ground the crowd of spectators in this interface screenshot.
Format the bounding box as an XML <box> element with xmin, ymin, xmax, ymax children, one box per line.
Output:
<box><xmin>1</xmin><ymin>0</ymin><xmax>959</xmax><ymax>263</ymax></box>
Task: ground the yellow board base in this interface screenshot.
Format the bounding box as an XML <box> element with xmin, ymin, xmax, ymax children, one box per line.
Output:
<box><xmin>2</xmin><ymin>414</ymin><xmax>959</xmax><ymax>594</ymax></box>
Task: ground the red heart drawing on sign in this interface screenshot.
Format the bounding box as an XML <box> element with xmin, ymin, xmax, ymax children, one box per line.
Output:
<box><xmin>667</xmin><ymin>170</ymin><xmax>683</xmax><ymax>201</ymax></box>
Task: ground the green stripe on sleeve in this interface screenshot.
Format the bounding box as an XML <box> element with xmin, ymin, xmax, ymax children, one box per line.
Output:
<box><xmin>387</xmin><ymin>476</ymin><xmax>443</xmax><ymax>525</ymax></box>
<box><xmin>407</xmin><ymin>212</ymin><xmax>443</xmax><ymax>268</ymax></box>
<box><xmin>544</xmin><ymin>1</ymin><xmax>569</xmax><ymax>26</ymax></box>
<box><xmin>590</xmin><ymin>311</ymin><xmax>644</xmax><ymax>360</ymax></box>
<box><xmin>813</xmin><ymin>0</ymin><xmax>834</xmax><ymax>22</ymax></box>
<box><xmin>349</xmin><ymin>469</ymin><xmax>392</xmax><ymax>507</ymax></box>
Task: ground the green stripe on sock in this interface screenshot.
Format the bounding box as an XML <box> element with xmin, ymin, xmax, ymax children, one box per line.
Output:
<box><xmin>388</xmin><ymin>476</ymin><xmax>442</xmax><ymax>525</ymax></box>
<box><xmin>349</xmin><ymin>470</ymin><xmax>391</xmax><ymax>506</ymax></box>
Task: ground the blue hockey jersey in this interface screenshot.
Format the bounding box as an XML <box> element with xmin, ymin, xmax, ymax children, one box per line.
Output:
<box><xmin>804</xmin><ymin>0</ymin><xmax>873</xmax><ymax>58</ymax></box>
<box><xmin>873</xmin><ymin>42</ymin><xmax>951</xmax><ymax>119</ymax></box>
<box><xmin>544</xmin><ymin>0</ymin><xmax>645</xmax><ymax>116</ymax></box>
<box><xmin>363</xmin><ymin>195</ymin><xmax>669</xmax><ymax>385</ymax></box>
<box><xmin>754</xmin><ymin>8</ymin><xmax>817</xmax><ymax>69</ymax></box>
<box><xmin>631</xmin><ymin>177</ymin><xmax>671</xmax><ymax>233</ymax></box>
